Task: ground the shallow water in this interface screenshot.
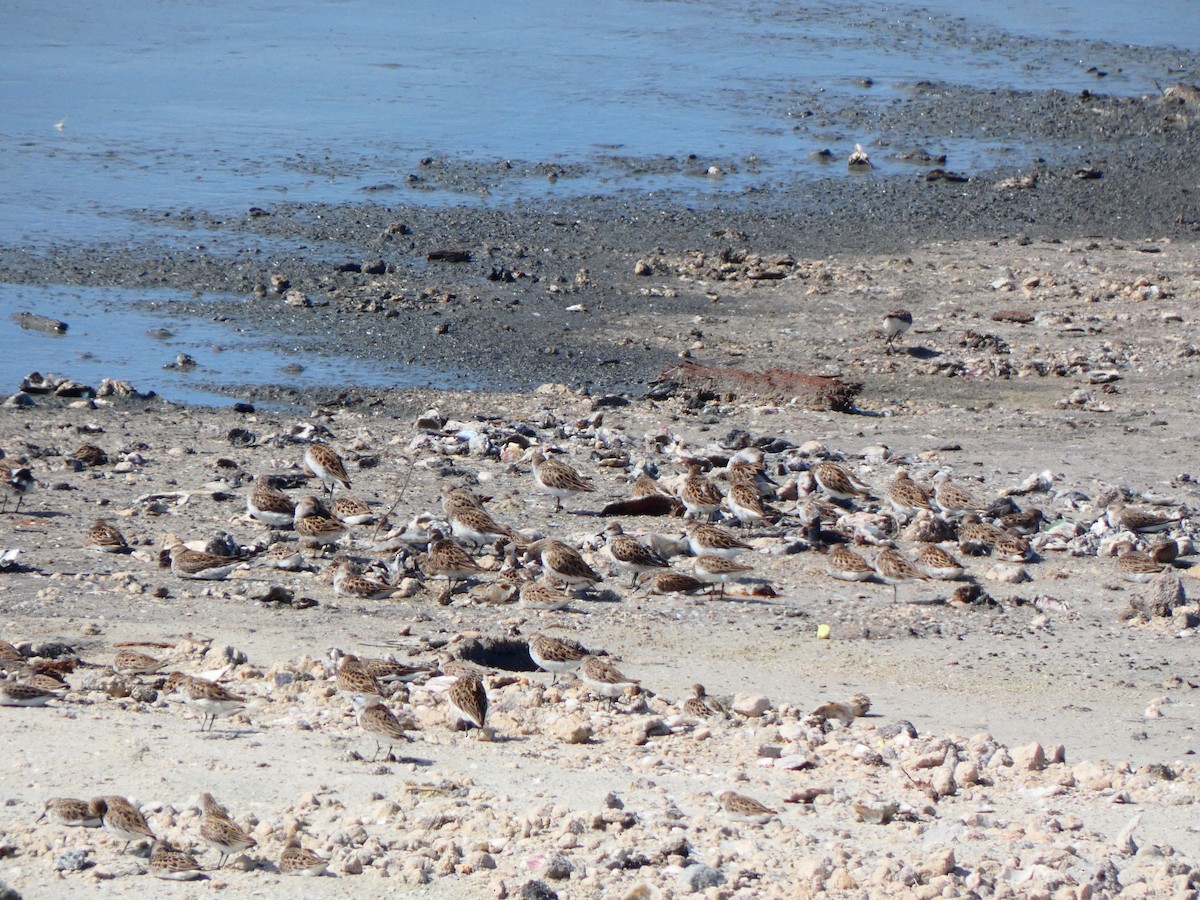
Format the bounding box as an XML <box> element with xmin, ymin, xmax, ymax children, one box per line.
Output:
<box><xmin>0</xmin><ymin>0</ymin><xmax>1196</xmax><ymax>399</ymax></box>
<box><xmin>0</xmin><ymin>284</ymin><xmax>461</xmax><ymax>406</ymax></box>
<box><xmin>2</xmin><ymin>0</ymin><xmax>1195</xmax><ymax>245</ymax></box>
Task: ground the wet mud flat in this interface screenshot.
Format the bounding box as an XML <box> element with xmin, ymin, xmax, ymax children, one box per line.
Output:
<box><xmin>0</xmin><ymin>83</ymin><xmax>1198</xmax><ymax>405</ymax></box>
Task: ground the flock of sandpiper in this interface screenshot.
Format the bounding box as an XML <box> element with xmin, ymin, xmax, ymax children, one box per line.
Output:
<box><xmin>1</xmin><ymin>354</ymin><xmax>1192</xmax><ymax>878</ymax></box>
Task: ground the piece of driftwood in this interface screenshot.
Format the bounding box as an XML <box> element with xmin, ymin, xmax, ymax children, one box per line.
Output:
<box><xmin>653</xmin><ymin>360</ymin><xmax>863</xmax><ymax>412</ymax></box>
<box><xmin>427</xmin><ymin>249</ymin><xmax>472</xmax><ymax>263</ymax></box>
<box><xmin>13</xmin><ymin>312</ymin><xmax>68</xmax><ymax>334</ymax></box>
<box><xmin>599</xmin><ymin>495</ymin><xmax>683</xmax><ymax>517</ymax></box>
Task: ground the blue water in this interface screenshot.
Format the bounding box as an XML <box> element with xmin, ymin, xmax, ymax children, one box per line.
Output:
<box><xmin>1</xmin><ymin>0</ymin><xmax>1195</xmax><ymax>245</ymax></box>
<box><xmin>0</xmin><ymin>0</ymin><xmax>1195</xmax><ymax>400</ymax></box>
<box><xmin>0</xmin><ymin>284</ymin><xmax>458</xmax><ymax>405</ymax></box>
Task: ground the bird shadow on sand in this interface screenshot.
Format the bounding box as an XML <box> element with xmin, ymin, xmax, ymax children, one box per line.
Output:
<box><xmin>905</xmin><ymin>346</ymin><xmax>941</xmax><ymax>360</ymax></box>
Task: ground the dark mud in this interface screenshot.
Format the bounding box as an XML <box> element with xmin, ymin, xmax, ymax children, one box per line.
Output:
<box><xmin>1</xmin><ymin>84</ymin><xmax>1197</xmax><ymax>404</ymax></box>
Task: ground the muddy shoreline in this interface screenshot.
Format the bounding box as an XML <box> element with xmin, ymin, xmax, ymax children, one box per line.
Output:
<box><xmin>3</xmin><ymin>84</ymin><xmax>1198</xmax><ymax>403</ymax></box>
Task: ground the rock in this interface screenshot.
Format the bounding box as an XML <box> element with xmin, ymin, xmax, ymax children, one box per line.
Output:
<box><xmin>931</xmin><ymin>768</ymin><xmax>957</xmax><ymax>797</ymax></box>
<box><xmin>777</xmin><ymin>754</ymin><xmax>811</xmax><ymax>771</ymax></box>
<box><xmin>984</xmin><ymin>564</ymin><xmax>1030</xmax><ymax>584</ymax></box>
<box><xmin>954</xmin><ymin>761</ymin><xmax>980</xmax><ymax>787</ymax></box>
<box><xmin>245</xmin><ymin>583</ymin><xmax>294</xmax><ymax>604</ymax></box>
<box><xmin>732</xmin><ymin>693</ymin><xmax>770</xmax><ymax>717</ymax></box>
<box><xmin>1129</xmin><ymin>572</ymin><xmax>1186</xmax><ymax>618</ymax></box>
<box><xmin>621</xmin><ymin>884</ymin><xmax>661</xmax><ymax>900</ymax></box>
<box><xmin>920</xmin><ymin>847</ymin><xmax>956</xmax><ymax>878</ymax></box>
<box><xmin>518</xmin><ymin>880</ymin><xmax>558</xmax><ymax>900</ymax></box>
<box><xmin>0</xmin><ymin>882</ymin><xmax>18</xmax><ymax>900</ymax></box>
<box><xmin>416</xmin><ymin>408</ymin><xmax>445</xmax><ymax>431</ymax></box>
<box><xmin>1073</xmin><ymin>761</ymin><xmax>1113</xmax><ymax>791</ymax></box>
<box><xmin>53</xmin><ymin>849</ymin><xmax>92</xmax><ymax>872</ymax></box>
<box><xmin>1012</xmin><ymin>742</ymin><xmax>1047</xmax><ymax>771</ymax></box>
<box><xmin>634</xmin><ymin>260</ymin><xmax>654</xmax><ymax>276</ymax></box>
<box><xmin>553</xmin><ymin>717</ymin><xmax>593</xmax><ymax>745</ymax></box>
<box><xmin>283</xmin><ymin>288</ymin><xmax>311</xmax><ymax>307</ymax></box>
<box><xmin>677</xmin><ymin>863</ymin><xmax>724</xmax><ymax>893</ymax></box>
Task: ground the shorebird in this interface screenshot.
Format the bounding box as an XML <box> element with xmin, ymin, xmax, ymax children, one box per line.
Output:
<box><xmin>163</xmin><ymin>673</ymin><xmax>247</xmax><ymax>731</ymax></box>
<box><xmin>293</xmin><ymin>495</ymin><xmax>348</xmax><ymax>550</ymax></box>
<box><xmin>718</xmin><ymin>790</ymin><xmax>780</xmax><ymax>825</ymax></box>
<box><xmin>526</xmin><ymin>539</ymin><xmax>603</xmax><ymax>591</ymax></box>
<box><xmin>530</xmin><ymin>447</ymin><xmax>596</xmax><ymax>512</ymax></box>
<box><xmin>198</xmin><ymin>793</ymin><xmax>256</xmax><ymax>869</ymax></box>
<box><xmin>330</xmin><ymin>559</ymin><xmax>397</xmax><ymax>600</ymax></box>
<box><xmin>303</xmin><ymin>442</ymin><xmax>351</xmax><ymax>497</ymax></box>
<box><xmin>423</xmin><ymin>529</ymin><xmax>486</xmax><ymax>594</ymax></box>
<box><xmin>886</xmin><ymin>469</ymin><xmax>934</xmax><ymax>518</ymax></box>
<box><xmin>825</xmin><ymin>544</ymin><xmax>876</xmax><ymax>582</ymax></box>
<box><xmin>693</xmin><ymin>554</ymin><xmax>754</xmax><ymax>600</ymax></box>
<box><xmin>246</xmin><ymin>474</ymin><xmax>295</xmax><ymax>528</ymax></box>
<box><xmin>882</xmin><ymin>308</ymin><xmax>912</xmax><ymax>345</ymax></box>
<box><xmin>446</xmin><ymin>674</ymin><xmax>488</xmax><ymax>730</ymax></box>
<box><xmin>812</xmin><ymin>462</ymin><xmax>872</xmax><ymax>503</ymax></box>
<box><xmin>279</xmin><ymin>836</ymin><xmax>330</xmax><ymax>876</ymax></box>
<box><xmin>93</xmin><ymin>796</ymin><xmax>156</xmax><ymax>854</ymax></box>
<box><xmin>527</xmin><ymin>632</ymin><xmax>589</xmax><ymax>683</ymax></box>
<box><xmin>37</xmin><ymin>797</ymin><xmax>103</xmax><ymax>828</ymax></box>
<box><xmin>166</xmin><ymin>542</ymin><xmax>240</xmax><ymax>581</ymax></box>
<box><xmin>85</xmin><ymin>518</ymin><xmax>130</xmax><ymax>553</ymax></box>
<box><xmin>578</xmin><ymin>655</ymin><xmax>639</xmax><ymax>702</ymax></box>
<box><xmin>684</xmin><ymin>522</ymin><xmax>752</xmax><ymax>560</ymax></box>
<box><xmin>873</xmin><ymin>548</ymin><xmax>925</xmax><ymax>602</ymax></box>
<box><xmin>604</xmin><ymin>522</ymin><xmax>670</xmax><ymax>586</ymax></box>
<box><xmin>149</xmin><ymin>840</ymin><xmax>204</xmax><ymax>881</ymax></box>
<box><xmin>352</xmin><ymin>695</ymin><xmax>409</xmax><ymax>761</ymax></box>
<box><xmin>915</xmin><ymin>545</ymin><xmax>965</xmax><ymax>580</ymax></box>
<box><xmin>0</xmin><ymin>460</ymin><xmax>37</xmax><ymax>515</ymax></box>
<box><xmin>680</xmin><ymin>462</ymin><xmax>723</xmax><ymax>521</ymax></box>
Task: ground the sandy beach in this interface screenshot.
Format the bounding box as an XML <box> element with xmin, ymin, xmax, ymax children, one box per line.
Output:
<box><xmin>2</xmin><ymin>38</ymin><xmax>1200</xmax><ymax>897</ymax></box>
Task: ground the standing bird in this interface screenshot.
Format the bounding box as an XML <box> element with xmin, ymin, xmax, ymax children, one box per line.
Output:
<box><xmin>198</xmin><ymin>793</ymin><xmax>256</xmax><ymax>869</ymax></box>
<box><xmin>0</xmin><ymin>461</ymin><xmax>38</xmax><ymax>515</ymax></box>
<box><xmin>812</xmin><ymin>462</ymin><xmax>872</xmax><ymax>503</ymax></box>
<box><xmin>604</xmin><ymin>522</ymin><xmax>670</xmax><ymax>587</ymax></box>
<box><xmin>93</xmin><ymin>796</ymin><xmax>156</xmax><ymax>854</ymax></box>
<box><xmin>423</xmin><ymin>529</ymin><xmax>486</xmax><ymax>594</ymax></box>
<box><xmin>684</xmin><ymin>522</ymin><xmax>751</xmax><ymax>560</ymax></box>
<box><xmin>303</xmin><ymin>442</ymin><xmax>351</xmax><ymax>497</ymax></box>
<box><xmin>293</xmin><ymin>496</ymin><xmax>348</xmax><ymax>550</ymax></box>
<box><xmin>693</xmin><ymin>555</ymin><xmax>755</xmax><ymax>600</ymax></box>
<box><xmin>526</xmin><ymin>539</ymin><xmax>602</xmax><ymax>591</ymax></box>
<box><xmin>882</xmin><ymin>308</ymin><xmax>913</xmax><ymax>346</ymax></box>
<box><xmin>873</xmin><ymin>548</ymin><xmax>926</xmax><ymax>602</ymax></box>
<box><xmin>162</xmin><ymin>673</ymin><xmax>247</xmax><ymax>731</ymax></box>
<box><xmin>352</xmin><ymin>695</ymin><xmax>409</xmax><ymax>761</ymax></box>
<box><xmin>530</xmin><ymin>448</ymin><xmax>596</xmax><ymax>512</ymax></box>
